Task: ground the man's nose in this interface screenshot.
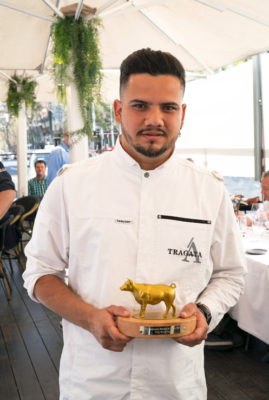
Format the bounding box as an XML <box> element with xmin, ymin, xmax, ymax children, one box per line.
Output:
<box><xmin>144</xmin><ymin>107</ymin><xmax>164</xmax><ymax>126</ymax></box>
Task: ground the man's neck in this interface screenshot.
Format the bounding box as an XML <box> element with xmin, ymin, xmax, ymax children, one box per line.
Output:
<box><xmin>37</xmin><ymin>176</ymin><xmax>44</xmax><ymax>183</ymax></box>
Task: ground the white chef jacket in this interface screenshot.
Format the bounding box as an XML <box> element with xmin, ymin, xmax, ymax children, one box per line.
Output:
<box><xmin>23</xmin><ymin>137</ymin><xmax>247</xmax><ymax>400</ymax></box>
<box><xmin>258</xmin><ymin>201</ymin><xmax>269</xmax><ymax>212</ymax></box>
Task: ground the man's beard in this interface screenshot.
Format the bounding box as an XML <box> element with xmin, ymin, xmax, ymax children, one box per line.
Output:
<box><xmin>121</xmin><ymin>124</ymin><xmax>179</xmax><ymax>158</ymax></box>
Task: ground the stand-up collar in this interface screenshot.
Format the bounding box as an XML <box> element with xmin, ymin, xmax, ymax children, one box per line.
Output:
<box><xmin>113</xmin><ymin>135</ymin><xmax>178</xmax><ymax>176</ymax></box>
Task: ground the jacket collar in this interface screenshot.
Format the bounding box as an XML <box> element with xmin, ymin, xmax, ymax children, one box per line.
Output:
<box><xmin>113</xmin><ymin>135</ymin><xmax>178</xmax><ymax>176</ymax></box>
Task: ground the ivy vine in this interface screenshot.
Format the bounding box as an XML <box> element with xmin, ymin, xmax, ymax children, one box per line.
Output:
<box><xmin>51</xmin><ymin>16</ymin><xmax>104</xmax><ymax>142</ymax></box>
<box><xmin>6</xmin><ymin>76</ymin><xmax>37</xmax><ymax>118</ymax></box>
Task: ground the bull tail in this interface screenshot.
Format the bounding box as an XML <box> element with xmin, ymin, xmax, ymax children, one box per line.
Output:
<box><xmin>170</xmin><ymin>283</ymin><xmax>176</xmax><ymax>288</ymax></box>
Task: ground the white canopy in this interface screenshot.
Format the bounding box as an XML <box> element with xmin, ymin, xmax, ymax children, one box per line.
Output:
<box><xmin>0</xmin><ymin>0</ymin><xmax>269</xmax><ymax>102</ymax></box>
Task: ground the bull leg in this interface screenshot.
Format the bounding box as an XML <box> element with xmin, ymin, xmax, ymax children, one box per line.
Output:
<box><xmin>140</xmin><ymin>302</ymin><xmax>147</xmax><ymax>318</ymax></box>
<box><xmin>171</xmin><ymin>303</ymin><xmax>176</xmax><ymax>317</ymax></box>
<box><xmin>163</xmin><ymin>302</ymin><xmax>170</xmax><ymax>318</ymax></box>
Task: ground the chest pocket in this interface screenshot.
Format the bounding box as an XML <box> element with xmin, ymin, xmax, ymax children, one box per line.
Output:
<box><xmin>155</xmin><ymin>215</ymin><xmax>211</xmax><ymax>291</ymax></box>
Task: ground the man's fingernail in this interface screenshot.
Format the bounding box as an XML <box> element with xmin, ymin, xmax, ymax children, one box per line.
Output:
<box><xmin>181</xmin><ymin>312</ymin><xmax>186</xmax><ymax>317</ymax></box>
<box><xmin>123</xmin><ymin>311</ymin><xmax>129</xmax><ymax>316</ymax></box>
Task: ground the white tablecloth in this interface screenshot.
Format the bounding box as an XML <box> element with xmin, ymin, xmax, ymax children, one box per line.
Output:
<box><xmin>229</xmin><ymin>233</ymin><xmax>269</xmax><ymax>345</ymax></box>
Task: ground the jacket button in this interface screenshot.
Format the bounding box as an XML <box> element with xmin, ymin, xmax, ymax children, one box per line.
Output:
<box><xmin>144</xmin><ymin>172</ymin><xmax>150</xmax><ymax>178</ymax></box>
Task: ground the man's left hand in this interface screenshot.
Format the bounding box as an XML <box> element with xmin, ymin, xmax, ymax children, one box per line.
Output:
<box><xmin>173</xmin><ymin>302</ymin><xmax>209</xmax><ymax>347</ymax></box>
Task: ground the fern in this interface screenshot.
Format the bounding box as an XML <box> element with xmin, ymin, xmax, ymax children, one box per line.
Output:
<box><xmin>51</xmin><ymin>17</ymin><xmax>104</xmax><ymax>141</ymax></box>
<box><xmin>6</xmin><ymin>76</ymin><xmax>37</xmax><ymax>118</ymax></box>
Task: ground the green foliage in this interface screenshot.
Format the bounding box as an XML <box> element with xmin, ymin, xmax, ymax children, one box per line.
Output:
<box><xmin>6</xmin><ymin>76</ymin><xmax>37</xmax><ymax>118</ymax></box>
<box><xmin>51</xmin><ymin>16</ymin><xmax>103</xmax><ymax>141</ymax></box>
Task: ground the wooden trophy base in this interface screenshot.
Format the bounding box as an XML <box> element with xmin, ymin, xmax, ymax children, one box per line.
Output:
<box><xmin>117</xmin><ymin>311</ymin><xmax>196</xmax><ymax>338</ymax></box>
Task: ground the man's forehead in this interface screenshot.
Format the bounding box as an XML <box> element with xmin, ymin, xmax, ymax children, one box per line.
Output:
<box><xmin>123</xmin><ymin>73</ymin><xmax>183</xmax><ymax>100</ymax></box>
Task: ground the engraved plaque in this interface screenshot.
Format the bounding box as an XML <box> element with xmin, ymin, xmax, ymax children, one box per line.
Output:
<box><xmin>139</xmin><ymin>325</ymin><xmax>185</xmax><ymax>335</ymax></box>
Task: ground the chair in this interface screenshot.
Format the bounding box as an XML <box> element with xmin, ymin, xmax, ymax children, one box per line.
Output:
<box><xmin>3</xmin><ymin>205</ymin><xmax>25</xmax><ymax>272</ymax></box>
<box><xmin>14</xmin><ymin>196</ymin><xmax>41</xmax><ymax>252</ymax></box>
<box><xmin>0</xmin><ymin>215</ymin><xmax>14</xmax><ymax>300</ymax></box>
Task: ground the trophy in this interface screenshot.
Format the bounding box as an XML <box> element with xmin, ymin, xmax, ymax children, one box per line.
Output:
<box><xmin>117</xmin><ymin>279</ymin><xmax>196</xmax><ymax>338</ymax></box>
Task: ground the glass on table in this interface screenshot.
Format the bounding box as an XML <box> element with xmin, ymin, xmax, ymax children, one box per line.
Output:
<box><xmin>251</xmin><ymin>204</ymin><xmax>260</xmax><ymax>213</ymax></box>
<box><xmin>252</xmin><ymin>212</ymin><xmax>267</xmax><ymax>237</ymax></box>
<box><xmin>238</xmin><ymin>215</ymin><xmax>247</xmax><ymax>233</ymax></box>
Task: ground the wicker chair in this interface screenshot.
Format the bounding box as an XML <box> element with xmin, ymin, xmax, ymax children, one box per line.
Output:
<box><xmin>4</xmin><ymin>205</ymin><xmax>25</xmax><ymax>272</ymax></box>
<box><xmin>0</xmin><ymin>215</ymin><xmax>14</xmax><ymax>300</ymax></box>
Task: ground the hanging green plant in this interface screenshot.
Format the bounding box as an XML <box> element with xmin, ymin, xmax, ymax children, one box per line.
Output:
<box><xmin>51</xmin><ymin>16</ymin><xmax>104</xmax><ymax>142</ymax></box>
<box><xmin>6</xmin><ymin>75</ymin><xmax>37</xmax><ymax>118</ymax></box>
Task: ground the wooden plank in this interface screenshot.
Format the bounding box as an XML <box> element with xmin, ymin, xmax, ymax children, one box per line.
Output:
<box><xmin>0</xmin><ymin>319</ymin><xmax>20</xmax><ymax>400</ymax></box>
<box><xmin>19</xmin><ymin>322</ymin><xmax>60</xmax><ymax>400</ymax></box>
<box><xmin>0</xmin><ymin>288</ymin><xmax>45</xmax><ymax>400</ymax></box>
<box><xmin>205</xmin><ymin>350</ymin><xmax>269</xmax><ymax>399</ymax></box>
<box><xmin>3</xmin><ymin>265</ymin><xmax>60</xmax><ymax>400</ymax></box>
<box><xmin>207</xmin><ymin>382</ymin><xmax>227</xmax><ymax>400</ymax></box>
<box><xmin>205</xmin><ymin>357</ymin><xmax>251</xmax><ymax>399</ymax></box>
<box><xmin>35</xmin><ymin>319</ymin><xmax>63</xmax><ymax>372</ymax></box>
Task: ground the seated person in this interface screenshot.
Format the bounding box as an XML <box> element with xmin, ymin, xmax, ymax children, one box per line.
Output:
<box><xmin>235</xmin><ymin>171</ymin><xmax>269</xmax><ymax>226</ymax></box>
<box><xmin>28</xmin><ymin>160</ymin><xmax>48</xmax><ymax>197</ymax></box>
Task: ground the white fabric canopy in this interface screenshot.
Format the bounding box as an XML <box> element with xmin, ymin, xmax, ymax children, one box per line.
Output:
<box><xmin>0</xmin><ymin>0</ymin><xmax>269</xmax><ymax>102</ymax></box>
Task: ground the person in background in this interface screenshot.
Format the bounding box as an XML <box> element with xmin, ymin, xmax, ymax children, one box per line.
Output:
<box><xmin>47</xmin><ymin>129</ymin><xmax>69</xmax><ymax>186</ymax></box>
<box><xmin>236</xmin><ymin>171</ymin><xmax>269</xmax><ymax>226</ymax></box>
<box><xmin>28</xmin><ymin>160</ymin><xmax>48</xmax><ymax>197</ymax></box>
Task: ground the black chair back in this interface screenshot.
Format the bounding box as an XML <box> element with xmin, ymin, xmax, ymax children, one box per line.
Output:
<box><xmin>9</xmin><ymin>205</ymin><xmax>25</xmax><ymax>228</ymax></box>
<box><xmin>14</xmin><ymin>196</ymin><xmax>40</xmax><ymax>223</ymax></box>
<box><xmin>0</xmin><ymin>215</ymin><xmax>14</xmax><ymax>254</ymax></box>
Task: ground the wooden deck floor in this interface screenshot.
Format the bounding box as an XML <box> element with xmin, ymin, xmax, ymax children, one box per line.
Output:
<box><xmin>1</xmin><ymin>258</ymin><xmax>269</xmax><ymax>400</ymax></box>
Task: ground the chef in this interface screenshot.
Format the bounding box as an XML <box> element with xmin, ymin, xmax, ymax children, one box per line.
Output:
<box><xmin>23</xmin><ymin>48</ymin><xmax>247</xmax><ymax>400</ymax></box>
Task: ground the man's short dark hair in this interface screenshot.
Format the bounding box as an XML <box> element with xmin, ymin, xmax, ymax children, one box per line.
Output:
<box><xmin>120</xmin><ymin>48</ymin><xmax>186</xmax><ymax>98</ymax></box>
<box><xmin>35</xmin><ymin>160</ymin><xmax>46</xmax><ymax>168</ymax></box>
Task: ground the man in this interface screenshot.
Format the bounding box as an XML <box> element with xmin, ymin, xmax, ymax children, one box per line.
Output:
<box><xmin>28</xmin><ymin>160</ymin><xmax>48</xmax><ymax>197</ymax></box>
<box><xmin>47</xmin><ymin>129</ymin><xmax>69</xmax><ymax>186</ymax></box>
<box><xmin>23</xmin><ymin>49</ymin><xmax>246</xmax><ymax>400</ymax></box>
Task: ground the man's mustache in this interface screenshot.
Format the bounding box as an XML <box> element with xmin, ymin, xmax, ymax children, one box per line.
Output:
<box><xmin>136</xmin><ymin>128</ymin><xmax>168</xmax><ymax>137</ymax></box>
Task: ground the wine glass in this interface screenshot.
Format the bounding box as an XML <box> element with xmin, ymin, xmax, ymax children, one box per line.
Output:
<box><xmin>252</xmin><ymin>212</ymin><xmax>267</xmax><ymax>238</ymax></box>
<box><xmin>251</xmin><ymin>204</ymin><xmax>260</xmax><ymax>213</ymax></box>
<box><xmin>238</xmin><ymin>215</ymin><xmax>247</xmax><ymax>233</ymax></box>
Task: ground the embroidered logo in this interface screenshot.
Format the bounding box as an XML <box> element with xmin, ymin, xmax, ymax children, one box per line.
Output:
<box><xmin>114</xmin><ymin>219</ymin><xmax>131</xmax><ymax>224</ymax></box>
<box><xmin>168</xmin><ymin>237</ymin><xmax>202</xmax><ymax>264</ymax></box>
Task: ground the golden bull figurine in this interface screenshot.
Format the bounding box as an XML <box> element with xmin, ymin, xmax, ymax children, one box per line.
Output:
<box><xmin>120</xmin><ymin>279</ymin><xmax>177</xmax><ymax>318</ymax></box>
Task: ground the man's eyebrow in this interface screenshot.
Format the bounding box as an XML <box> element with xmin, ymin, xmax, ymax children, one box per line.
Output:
<box><xmin>128</xmin><ymin>99</ymin><xmax>180</xmax><ymax>107</ymax></box>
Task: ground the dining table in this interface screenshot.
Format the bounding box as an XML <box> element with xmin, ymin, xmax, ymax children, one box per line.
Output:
<box><xmin>229</xmin><ymin>231</ymin><xmax>269</xmax><ymax>357</ymax></box>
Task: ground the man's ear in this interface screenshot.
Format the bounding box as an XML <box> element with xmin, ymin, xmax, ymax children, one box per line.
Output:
<box><xmin>114</xmin><ymin>99</ymin><xmax>122</xmax><ymax>124</ymax></box>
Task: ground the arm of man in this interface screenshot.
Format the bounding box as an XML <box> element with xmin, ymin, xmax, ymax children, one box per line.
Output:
<box><xmin>0</xmin><ymin>162</ymin><xmax>16</xmax><ymax>219</ymax></box>
<box><xmin>24</xmin><ymin>175</ymin><xmax>132</xmax><ymax>352</ymax></box>
<box><xmin>175</xmin><ymin>184</ymin><xmax>247</xmax><ymax>347</ymax></box>
<box><xmin>0</xmin><ymin>189</ymin><xmax>16</xmax><ymax>219</ymax></box>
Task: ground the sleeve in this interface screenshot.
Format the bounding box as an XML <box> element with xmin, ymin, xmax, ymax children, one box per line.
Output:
<box><xmin>197</xmin><ymin>185</ymin><xmax>247</xmax><ymax>331</ymax></box>
<box><xmin>0</xmin><ymin>162</ymin><xmax>15</xmax><ymax>192</ymax></box>
<box><xmin>23</xmin><ymin>173</ymin><xmax>69</xmax><ymax>302</ymax></box>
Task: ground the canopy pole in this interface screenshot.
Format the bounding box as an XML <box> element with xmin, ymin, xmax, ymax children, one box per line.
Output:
<box><xmin>17</xmin><ymin>100</ymin><xmax>28</xmax><ymax>197</ymax></box>
<box><xmin>67</xmin><ymin>83</ymin><xmax>88</xmax><ymax>163</ymax></box>
<box><xmin>253</xmin><ymin>54</ymin><xmax>265</xmax><ymax>181</ymax></box>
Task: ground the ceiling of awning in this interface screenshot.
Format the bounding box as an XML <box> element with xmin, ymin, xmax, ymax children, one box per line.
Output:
<box><xmin>0</xmin><ymin>0</ymin><xmax>269</xmax><ymax>102</ymax></box>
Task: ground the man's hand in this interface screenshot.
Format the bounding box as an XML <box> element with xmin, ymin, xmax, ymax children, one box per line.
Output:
<box><xmin>173</xmin><ymin>303</ymin><xmax>209</xmax><ymax>347</ymax></box>
<box><xmin>87</xmin><ymin>305</ymin><xmax>133</xmax><ymax>352</ymax></box>
<box><xmin>34</xmin><ymin>276</ymin><xmax>132</xmax><ymax>353</ymax></box>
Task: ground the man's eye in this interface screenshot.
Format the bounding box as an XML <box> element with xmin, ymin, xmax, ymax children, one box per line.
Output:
<box><xmin>164</xmin><ymin>106</ymin><xmax>176</xmax><ymax>111</ymax></box>
<box><xmin>133</xmin><ymin>104</ymin><xmax>145</xmax><ymax>109</ymax></box>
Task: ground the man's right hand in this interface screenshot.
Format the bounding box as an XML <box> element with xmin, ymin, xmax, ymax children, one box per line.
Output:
<box><xmin>88</xmin><ymin>305</ymin><xmax>133</xmax><ymax>352</ymax></box>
